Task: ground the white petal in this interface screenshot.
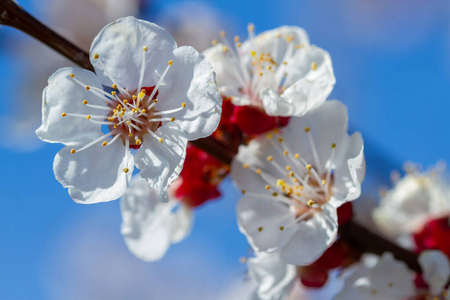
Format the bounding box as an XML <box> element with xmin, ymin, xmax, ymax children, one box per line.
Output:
<box><xmin>120</xmin><ymin>176</ymin><xmax>192</xmax><ymax>261</ymax></box>
<box><xmin>53</xmin><ymin>139</ymin><xmax>133</xmax><ymax>204</ymax></box>
<box><xmin>135</xmin><ymin>123</ymin><xmax>187</xmax><ymax>202</ymax></box>
<box><xmin>331</xmin><ymin>132</ymin><xmax>365</xmax><ymax>204</ymax></box>
<box><xmin>203</xmin><ymin>43</ymin><xmax>242</xmax><ymax>91</ymax></box>
<box><xmin>248</xmin><ymin>252</ymin><xmax>296</xmax><ymax>300</ymax></box>
<box><xmin>261</xmin><ymin>46</ymin><xmax>335</xmax><ymax>117</ymax></box>
<box><xmin>280</xmin><ymin>205</ymin><xmax>338</xmax><ymax>266</ymax></box>
<box><xmin>237</xmin><ymin>195</ymin><xmax>297</xmax><ymax>253</ymax></box>
<box><xmin>419</xmin><ymin>250</ymin><xmax>450</xmax><ymax>296</ymax></box>
<box><xmin>170</xmin><ymin>204</ymin><xmax>193</xmax><ymax>243</ymax></box>
<box><xmin>155</xmin><ymin>46</ymin><xmax>222</xmax><ymax>140</ymax></box>
<box><xmin>90</xmin><ymin>17</ymin><xmax>177</xmax><ymax>90</ymax></box>
<box><xmin>241</xmin><ymin>26</ymin><xmax>310</xmax><ymax>67</ymax></box>
<box><xmin>36</xmin><ymin>67</ymin><xmax>107</xmax><ymax>146</ymax></box>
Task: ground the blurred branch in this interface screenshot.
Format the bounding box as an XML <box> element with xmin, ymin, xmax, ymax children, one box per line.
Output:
<box><xmin>339</xmin><ymin>220</ymin><xmax>422</xmax><ymax>273</ymax></box>
<box><xmin>0</xmin><ymin>0</ymin><xmax>94</xmax><ymax>71</ymax></box>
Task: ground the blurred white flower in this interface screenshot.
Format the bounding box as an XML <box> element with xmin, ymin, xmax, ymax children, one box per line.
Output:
<box><xmin>121</xmin><ymin>176</ymin><xmax>192</xmax><ymax>261</ymax></box>
<box><xmin>204</xmin><ymin>25</ymin><xmax>335</xmax><ymax>117</ymax></box>
<box><xmin>418</xmin><ymin>250</ymin><xmax>450</xmax><ymax>297</ymax></box>
<box><xmin>248</xmin><ymin>252</ymin><xmax>296</xmax><ymax>300</ymax></box>
<box><xmin>36</xmin><ymin>17</ymin><xmax>222</xmax><ymax>203</ymax></box>
<box><xmin>231</xmin><ymin>100</ymin><xmax>365</xmax><ymax>265</ymax></box>
<box><xmin>334</xmin><ymin>253</ymin><xmax>416</xmax><ymax>300</ymax></box>
<box><xmin>372</xmin><ymin>163</ymin><xmax>449</xmax><ymax>239</ymax></box>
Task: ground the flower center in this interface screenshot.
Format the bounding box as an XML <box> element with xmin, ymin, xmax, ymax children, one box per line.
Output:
<box><xmin>60</xmin><ymin>48</ymin><xmax>185</xmax><ymax>173</ymax></box>
<box><xmin>239</xmin><ymin>126</ymin><xmax>337</xmax><ymax>232</ymax></box>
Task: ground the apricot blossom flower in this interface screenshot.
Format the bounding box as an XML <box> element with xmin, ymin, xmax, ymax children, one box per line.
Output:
<box><xmin>36</xmin><ymin>17</ymin><xmax>222</xmax><ymax>203</ymax></box>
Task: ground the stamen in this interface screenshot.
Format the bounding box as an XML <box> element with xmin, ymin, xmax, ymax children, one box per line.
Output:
<box><xmin>75</xmin><ymin>132</ymin><xmax>112</xmax><ymax>152</ymax></box>
<box><xmin>148</xmin><ymin>61</ymin><xmax>172</xmax><ymax>104</ymax></box>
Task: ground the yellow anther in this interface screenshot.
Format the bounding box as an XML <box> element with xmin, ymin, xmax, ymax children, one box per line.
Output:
<box><xmin>108</xmin><ymin>117</ymin><xmax>114</xmax><ymax>122</ymax></box>
<box><xmin>70</xmin><ymin>149</ymin><xmax>76</xmax><ymax>154</ymax></box>
<box><xmin>295</xmin><ymin>153</ymin><xmax>300</xmax><ymax>159</ymax></box>
<box><xmin>112</xmin><ymin>84</ymin><xmax>117</xmax><ymax>89</ymax></box>
<box><xmin>113</xmin><ymin>109</ymin><xmax>117</xmax><ymax>113</ymax></box>
<box><xmin>181</xmin><ymin>102</ymin><xmax>186</xmax><ymax>108</ymax></box>
<box><xmin>283</xmin><ymin>150</ymin><xmax>289</xmax><ymax>156</ymax></box>
<box><xmin>168</xmin><ymin>60</ymin><xmax>173</xmax><ymax>65</ymax></box>
<box><xmin>212</xmin><ymin>39</ymin><xmax>218</xmax><ymax>45</ymax></box>
<box><xmin>159</xmin><ymin>138</ymin><xmax>164</xmax><ymax>143</ymax></box>
<box><xmin>111</xmin><ymin>91</ymin><xmax>116</xmax><ymax>96</ymax></box>
<box><xmin>259</xmin><ymin>72</ymin><xmax>263</xmax><ymax>76</ymax></box>
<box><xmin>272</xmin><ymin>192</ymin><xmax>278</xmax><ymax>197</ymax></box>
<box><xmin>267</xmin><ymin>156</ymin><xmax>274</xmax><ymax>162</ymax></box>
<box><xmin>250</xmin><ymin>51</ymin><xmax>256</xmax><ymax>57</ymax></box>
<box><xmin>223</xmin><ymin>46</ymin><xmax>228</xmax><ymax>52</ymax></box>
<box><xmin>256</xmin><ymin>169</ymin><xmax>262</xmax><ymax>175</ymax></box>
<box><xmin>307</xmin><ymin>199</ymin><xmax>315</xmax><ymax>206</ymax></box>
<box><xmin>237</xmin><ymin>43</ymin><xmax>242</xmax><ymax>47</ymax></box>
<box><xmin>311</xmin><ymin>62</ymin><xmax>318</xmax><ymax>71</ymax></box>
<box><xmin>304</xmin><ymin>126</ymin><xmax>310</xmax><ymax>132</ymax></box>
<box><xmin>113</xmin><ymin>124</ymin><xmax>118</xmax><ymax>128</ymax></box>
<box><xmin>283</xmin><ymin>61</ymin><xmax>288</xmax><ymax>65</ymax></box>
<box><xmin>234</xmin><ymin>36</ymin><xmax>240</xmax><ymax>42</ymax></box>
<box><xmin>299</xmin><ymin>185</ymin><xmax>304</xmax><ymax>190</ymax></box>
<box><xmin>293</xmin><ymin>178</ymin><xmax>299</xmax><ymax>183</ymax></box>
<box><xmin>295</xmin><ymin>44</ymin><xmax>300</xmax><ymax>49</ymax></box>
<box><xmin>289</xmin><ymin>171</ymin><xmax>294</xmax><ymax>177</ymax></box>
<box><xmin>85</xmin><ymin>86</ymin><xmax>90</xmax><ymax>90</ymax></box>
<box><xmin>241</xmin><ymin>189</ymin><xmax>246</xmax><ymax>194</ymax></box>
<box><xmin>278</xmin><ymin>137</ymin><xmax>284</xmax><ymax>143</ymax></box>
<box><xmin>136</xmin><ymin>139</ymin><xmax>142</xmax><ymax>145</ymax></box>
<box><xmin>286</xmin><ymin>35</ymin><xmax>294</xmax><ymax>42</ymax></box>
<box><xmin>93</xmin><ymin>53</ymin><xmax>99</xmax><ymax>59</ymax></box>
<box><xmin>126</xmin><ymin>121</ymin><xmax>131</xmax><ymax>125</ymax></box>
<box><xmin>132</xmin><ymin>95</ymin><xmax>137</xmax><ymax>100</ymax></box>
<box><xmin>267</xmin><ymin>66</ymin><xmax>272</xmax><ymax>71</ymax></box>
<box><xmin>258</xmin><ymin>226</ymin><xmax>263</xmax><ymax>232</ymax></box>
<box><xmin>141</xmin><ymin>109</ymin><xmax>147</xmax><ymax>114</ymax></box>
<box><xmin>371</xmin><ymin>289</ymin><xmax>377</xmax><ymax>295</ymax></box>
<box><xmin>266</xmin><ymin>133</ymin><xmax>273</xmax><ymax>139</ymax></box>
<box><xmin>82</xmin><ymin>100</ymin><xmax>88</xmax><ymax>105</ymax></box>
<box><xmin>322</xmin><ymin>180</ymin><xmax>327</xmax><ymax>185</ymax></box>
<box><xmin>123</xmin><ymin>168</ymin><xmax>129</xmax><ymax>173</ymax></box>
<box><xmin>170</xmin><ymin>117</ymin><xmax>175</xmax><ymax>122</ymax></box>
<box><xmin>279</xmin><ymin>226</ymin><xmax>284</xmax><ymax>231</ymax></box>
<box><xmin>86</xmin><ymin>115</ymin><xmax>91</xmax><ymax>120</ymax></box>
<box><xmin>285</xmin><ymin>165</ymin><xmax>291</xmax><ymax>171</ymax></box>
<box><xmin>277</xmin><ymin>179</ymin><xmax>285</xmax><ymax>186</ymax></box>
<box><xmin>102</xmin><ymin>141</ymin><xmax>107</xmax><ymax>146</ymax></box>
<box><xmin>128</xmin><ymin>133</ymin><xmax>133</xmax><ymax>137</ymax></box>
<box><xmin>143</xmin><ymin>46</ymin><xmax>148</xmax><ymax>52</ymax></box>
<box><xmin>69</xmin><ymin>73</ymin><xmax>74</xmax><ymax>78</ymax></box>
<box><xmin>61</xmin><ymin>112</ymin><xmax>67</xmax><ymax>117</ymax></box>
<box><xmin>265</xmin><ymin>185</ymin><xmax>270</xmax><ymax>190</ymax></box>
<box><xmin>153</xmin><ymin>99</ymin><xmax>158</xmax><ymax>103</ymax></box>
<box><xmin>116</xmin><ymin>104</ymin><xmax>122</xmax><ymax>110</ymax></box>
<box><xmin>248</xmin><ymin>23</ymin><xmax>255</xmax><ymax>32</ymax></box>
<box><xmin>219</xmin><ymin>30</ymin><xmax>225</xmax><ymax>37</ymax></box>
<box><xmin>243</xmin><ymin>163</ymin><xmax>249</xmax><ymax>169</ymax></box>
<box><xmin>306</xmin><ymin>164</ymin><xmax>312</xmax><ymax>170</ymax></box>
<box><xmin>123</xmin><ymin>100</ymin><xmax>128</xmax><ymax>105</ymax></box>
<box><xmin>138</xmin><ymin>90</ymin><xmax>146</xmax><ymax>99</ymax></box>
<box><xmin>331</xmin><ymin>143</ymin><xmax>336</xmax><ymax>149</ymax></box>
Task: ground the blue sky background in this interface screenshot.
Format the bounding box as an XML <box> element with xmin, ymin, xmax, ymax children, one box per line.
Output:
<box><xmin>0</xmin><ymin>0</ymin><xmax>450</xmax><ymax>299</ymax></box>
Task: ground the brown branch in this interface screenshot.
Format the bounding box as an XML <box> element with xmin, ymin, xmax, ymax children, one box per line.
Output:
<box><xmin>339</xmin><ymin>220</ymin><xmax>422</xmax><ymax>273</ymax></box>
<box><xmin>0</xmin><ymin>0</ymin><xmax>94</xmax><ymax>71</ymax></box>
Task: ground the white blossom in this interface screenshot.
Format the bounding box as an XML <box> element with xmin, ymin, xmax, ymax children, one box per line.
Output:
<box><xmin>231</xmin><ymin>100</ymin><xmax>365</xmax><ymax>265</ymax></box>
<box><xmin>203</xmin><ymin>25</ymin><xmax>335</xmax><ymax>117</ymax></box>
<box><xmin>36</xmin><ymin>17</ymin><xmax>222</xmax><ymax>204</ymax></box>
<box><xmin>121</xmin><ymin>176</ymin><xmax>192</xmax><ymax>262</ymax></box>
<box><xmin>334</xmin><ymin>253</ymin><xmax>416</xmax><ymax>300</ymax></box>
<box><xmin>248</xmin><ymin>252</ymin><xmax>296</xmax><ymax>300</ymax></box>
<box><xmin>372</xmin><ymin>163</ymin><xmax>449</xmax><ymax>238</ymax></box>
<box><xmin>418</xmin><ymin>250</ymin><xmax>450</xmax><ymax>297</ymax></box>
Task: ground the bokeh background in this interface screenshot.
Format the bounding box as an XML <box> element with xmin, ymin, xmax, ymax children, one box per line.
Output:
<box><xmin>1</xmin><ymin>0</ymin><xmax>450</xmax><ymax>299</ymax></box>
